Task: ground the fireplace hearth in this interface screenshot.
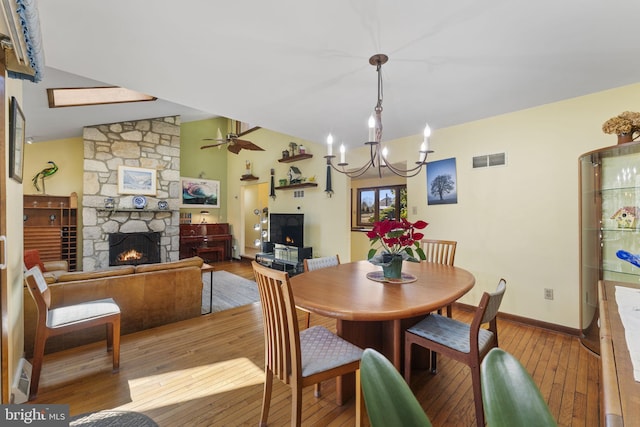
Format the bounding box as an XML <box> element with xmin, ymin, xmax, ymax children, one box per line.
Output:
<box><xmin>109</xmin><ymin>232</ymin><xmax>161</xmax><ymax>266</ymax></box>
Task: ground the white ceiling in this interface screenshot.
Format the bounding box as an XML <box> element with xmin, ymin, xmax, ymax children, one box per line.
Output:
<box><xmin>22</xmin><ymin>1</ymin><xmax>640</xmax><ymax>148</ymax></box>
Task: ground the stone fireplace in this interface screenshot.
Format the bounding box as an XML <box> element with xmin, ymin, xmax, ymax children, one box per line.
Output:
<box><xmin>82</xmin><ymin>116</ymin><xmax>181</xmax><ymax>271</ymax></box>
<box><xmin>109</xmin><ymin>232</ymin><xmax>161</xmax><ymax>266</ymax></box>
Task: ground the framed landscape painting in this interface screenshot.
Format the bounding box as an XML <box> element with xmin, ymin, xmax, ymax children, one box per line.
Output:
<box><xmin>426</xmin><ymin>157</ymin><xmax>458</xmax><ymax>205</ymax></box>
<box><xmin>118</xmin><ymin>166</ymin><xmax>157</xmax><ymax>195</ymax></box>
<box><xmin>181</xmin><ymin>177</ymin><xmax>220</xmax><ymax>208</ymax></box>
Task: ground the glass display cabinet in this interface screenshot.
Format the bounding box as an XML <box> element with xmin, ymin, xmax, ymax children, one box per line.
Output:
<box><xmin>579</xmin><ymin>140</ymin><xmax>640</xmax><ymax>355</ymax></box>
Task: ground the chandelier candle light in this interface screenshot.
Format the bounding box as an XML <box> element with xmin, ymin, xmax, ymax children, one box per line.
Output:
<box><xmin>324</xmin><ymin>53</ymin><xmax>433</xmax><ymax>178</ymax></box>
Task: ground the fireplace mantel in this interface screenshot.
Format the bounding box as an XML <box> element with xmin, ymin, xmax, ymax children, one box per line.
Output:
<box><xmin>97</xmin><ymin>208</ymin><xmax>176</xmax><ymax>213</ymax></box>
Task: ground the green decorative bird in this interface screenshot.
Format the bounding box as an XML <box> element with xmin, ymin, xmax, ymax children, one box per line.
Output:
<box><xmin>32</xmin><ymin>161</ymin><xmax>58</xmax><ymax>192</ymax></box>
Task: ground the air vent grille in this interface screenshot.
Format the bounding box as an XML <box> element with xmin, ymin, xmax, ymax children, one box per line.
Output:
<box><xmin>472</xmin><ymin>152</ymin><xmax>507</xmax><ymax>169</ymax></box>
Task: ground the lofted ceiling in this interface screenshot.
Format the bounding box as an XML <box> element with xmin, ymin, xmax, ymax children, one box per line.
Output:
<box><xmin>21</xmin><ymin>1</ymin><xmax>640</xmax><ymax>149</ymax></box>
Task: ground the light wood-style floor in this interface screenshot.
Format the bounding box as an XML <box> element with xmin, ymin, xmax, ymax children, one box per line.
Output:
<box><xmin>30</xmin><ymin>259</ymin><xmax>600</xmax><ymax>426</ymax></box>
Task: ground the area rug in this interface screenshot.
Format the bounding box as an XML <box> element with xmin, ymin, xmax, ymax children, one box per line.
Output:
<box><xmin>202</xmin><ymin>270</ymin><xmax>260</xmax><ymax>314</ymax></box>
<box><xmin>70</xmin><ymin>410</ymin><xmax>157</xmax><ymax>427</ymax></box>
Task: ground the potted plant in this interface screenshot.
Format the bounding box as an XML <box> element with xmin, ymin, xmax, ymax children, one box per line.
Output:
<box><xmin>366</xmin><ymin>218</ymin><xmax>428</xmax><ymax>279</ymax></box>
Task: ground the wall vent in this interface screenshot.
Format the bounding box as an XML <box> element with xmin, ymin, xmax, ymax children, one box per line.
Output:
<box><xmin>472</xmin><ymin>152</ymin><xmax>507</xmax><ymax>169</ymax></box>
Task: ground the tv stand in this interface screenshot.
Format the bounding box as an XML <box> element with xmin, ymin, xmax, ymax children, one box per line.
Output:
<box><xmin>255</xmin><ymin>244</ymin><xmax>312</xmax><ymax>276</ymax></box>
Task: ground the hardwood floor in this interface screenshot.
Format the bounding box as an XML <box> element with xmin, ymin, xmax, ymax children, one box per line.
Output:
<box><xmin>30</xmin><ymin>259</ymin><xmax>600</xmax><ymax>426</ymax></box>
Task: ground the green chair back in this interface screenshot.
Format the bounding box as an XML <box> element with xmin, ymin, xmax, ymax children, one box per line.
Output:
<box><xmin>481</xmin><ymin>348</ymin><xmax>557</xmax><ymax>427</ymax></box>
<box><xmin>360</xmin><ymin>348</ymin><xmax>432</xmax><ymax>427</ymax></box>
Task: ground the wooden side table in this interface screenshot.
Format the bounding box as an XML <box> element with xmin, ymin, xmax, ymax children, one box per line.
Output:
<box><xmin>201</xmin><ymin>263</ymin><xmax>215</xmax><ymax>314</ymax></box>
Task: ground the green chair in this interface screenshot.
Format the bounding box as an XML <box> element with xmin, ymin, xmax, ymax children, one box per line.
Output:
<box><xmin>360</xmin><ymin>348</ymin><xmax>432</xmax><ymax>427</ymax></box>
<box><xmin>481</xmin><ymin>348</ymin><xmax>557</xmax><ymax>427</ymax></box>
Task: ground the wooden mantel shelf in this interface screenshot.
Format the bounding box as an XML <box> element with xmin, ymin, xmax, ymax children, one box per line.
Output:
<box><xmin>278</xmin><ymin>153</ymin><xmax>313</xmax><ymax>163</ymax></box>
<box><xmin>275</xmin><ymin>182</ymin><xmax>318</xmax><ymax>190</ymax></box>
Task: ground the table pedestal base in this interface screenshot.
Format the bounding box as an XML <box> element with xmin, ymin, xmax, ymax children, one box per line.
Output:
<box><xmin>334</xmin><ymin>316</ymin><xmax>428</xmax><ymax>404</ymax></box>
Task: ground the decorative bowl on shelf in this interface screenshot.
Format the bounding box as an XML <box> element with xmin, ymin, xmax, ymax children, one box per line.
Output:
<box><xmin>158</xmin><ymin>200</ymin><xmax>169</xmax><ymax>210</ymax></box>
<box><xmin>132</xmin><ymin>196</ymin><xmax>147</xmax><ymax>209</ymax></box>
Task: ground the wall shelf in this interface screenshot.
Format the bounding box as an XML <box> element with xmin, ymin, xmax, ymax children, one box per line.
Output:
<box><xmin>275</xmin><ymin>182</ymin><xmax>318</xmax><ymax>190</ymax></box>
<box><xmin>240</xmin><ymin>174</ymin><xmax>259</xmax><ymax>181</ymax></box>
<box><xmin>278</xmin><ymin>153</ymin><xmax>313</xmax><ymax>163</ymax></box>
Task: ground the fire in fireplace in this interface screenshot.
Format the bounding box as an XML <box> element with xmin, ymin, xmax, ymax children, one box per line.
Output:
<box><xmin>109</xmin><ymin>232</ymin><xmax>161</xmax><ymax>266</ymax></box>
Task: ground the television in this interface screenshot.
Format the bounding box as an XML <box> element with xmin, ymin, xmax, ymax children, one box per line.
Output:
<box><xmin>269</xmin><ymin>213</ymin><xmax>304</xmax><ymax>248</ymax></box>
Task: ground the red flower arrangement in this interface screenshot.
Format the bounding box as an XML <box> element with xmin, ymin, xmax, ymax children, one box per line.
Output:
<box><xmin>366</xmin><ymin>218</ymin><xmax>428</xmax><ymax>262</ymax></box>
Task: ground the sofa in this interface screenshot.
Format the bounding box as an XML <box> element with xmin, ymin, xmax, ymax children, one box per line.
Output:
<box><xmin>23</xmin><ymin>256</ymin><xmax>204</xmax><ymax>357</ymax></box>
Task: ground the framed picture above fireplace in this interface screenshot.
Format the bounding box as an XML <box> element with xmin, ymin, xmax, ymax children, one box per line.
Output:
<box><xmin>181</xmin><ymin>177</ymin><xmax>220</xmax><ymax>208</ymax></box>
<box><xmin>118</xmin><ymin>165</ymin><xmax>157</xmax><ymax>195</ymax></box>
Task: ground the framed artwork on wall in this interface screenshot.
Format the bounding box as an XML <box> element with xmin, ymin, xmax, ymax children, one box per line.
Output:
<box><xmin>181</xmin><ymin>177</ymin><xmax>220</xmax><ymax>208</ymax></box>
<box><xmin>9</xmin><ymin>96</ymin><xmax>25</xmax><ymax>183</ymax></box>
<box><xmin>426</xmin><ymin>157</ymin><xmax>458</xmax><ymax>205</ymax></box>
<box><xmin>117</xmin><ymin>165</ymin><xmax>157</xmax><ymax>195</ymax></box>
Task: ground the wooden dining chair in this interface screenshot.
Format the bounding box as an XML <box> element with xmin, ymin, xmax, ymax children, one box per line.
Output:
<box><xmin>421</xmin><ymin>239</ymin><xmax>457</xmax><ymax>266</ymax></box>
<box><xmin>299</xmin><ymin>254</ymin><xmax>341</xmax><ymax>328</ymax></box>
<box><xmin>404</xmin><ymin>278</ymin><xmax>506</xmax><ymax>427</ymax></box>
<box><xmin>251</xmin><ymin>261</ymin><xmax>363</xmax><ymax>427</ymax></box>
<box><xmin>421</xmin><ymin>239</ymin><xmax>457</xmax><ymax>317</ymax></box>
<box><xmin>24</xmin><ymin>266</ymin><xmax>121</xmax><ymax>400</ymax></box>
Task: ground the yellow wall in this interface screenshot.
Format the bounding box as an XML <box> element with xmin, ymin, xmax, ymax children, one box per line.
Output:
<box><xmin>226</xmin><ymin>128</ymin><xmax>352</xmax><ymax>261</ymax></box>
<box><xmin>24</xmin><ymin>137</ymin><xmax>84</xmax><ymax>269</ymax></box>
<box><xmin>180</xmin><ymin>117</ymin><xmax>230</xmax><ymax>222</ymax></box>
<box><xmin>393</xmin><ymin>82</ymin><xmax>640</xmax><ymax>328</ymax></box>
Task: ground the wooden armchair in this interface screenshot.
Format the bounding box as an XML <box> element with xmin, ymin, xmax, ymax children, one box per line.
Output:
<box><xmin>404</xmin><ymin>279</ymin><xmax>506</xmax><ymax>427</ymax></box>
<box><xmin>24</xmin><ymin>266</ymin><xmax>121</xmax><ymax>400</ymax></box>
<box><xmin>252</xmin><ymin>261</ymin><xmax>363</xmax><ymax>426</ymax></box>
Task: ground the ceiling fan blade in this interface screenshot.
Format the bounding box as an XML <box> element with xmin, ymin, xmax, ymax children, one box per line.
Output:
<box><xmin>227</xmin><ymin>143</ymin><xmax>243</xmax><ymax>154</ymax></box>
<box><xmin>200</xmin><ymin>141</ymin><xmax>228</xmax><ymax>149</ymax></box>
<box><xmin>202</xmin><ymin>137</ymin><xmax>226</xmax><ymax>141</ymax></box>
<box><xmin>235</xmin><ymin>139</ymin><xmax>265</xmax><ymax>151</ymax></box>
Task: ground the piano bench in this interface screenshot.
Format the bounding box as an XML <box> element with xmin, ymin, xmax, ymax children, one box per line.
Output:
<box><xmin>194</xmin><ymin>246</ymin><xmax>225</xmax><ymax>263</ymax></box>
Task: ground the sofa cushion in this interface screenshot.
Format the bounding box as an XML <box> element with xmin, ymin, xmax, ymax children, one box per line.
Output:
<box><xmin>57</xmin><ymin>266</ymin><xmax>135</xmax><ymax>282</ymax></box>
<box><xmin>135</xmin><ymin>256</ymin><xmax>204</xmax><ymax>273</ymax></box>
<box><xmin>24</xmin><ymin>249</ymin><xmax>46</xmax><ymax>272</ymax></box>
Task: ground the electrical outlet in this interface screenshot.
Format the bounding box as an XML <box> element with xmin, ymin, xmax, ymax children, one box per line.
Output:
<box><xmin>544</xmin><ymin>288</ymin><xmax>554</xmax><ymax>300</ymax></box>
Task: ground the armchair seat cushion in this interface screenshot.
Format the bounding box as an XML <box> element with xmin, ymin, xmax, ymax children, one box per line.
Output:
<box><xmin>48</xmin><ymin>298</ymin><xmax>120</xmax><ymax>328</ymax></box>
<box><xmin>407</xmin><ymin>313</ymin><xmax>495</xmax><ymax>354</ymax></box>
<box><xmin>300</xmin><ymin>326</ymin><xmax>363</xmax><ymax>377</ymax></box>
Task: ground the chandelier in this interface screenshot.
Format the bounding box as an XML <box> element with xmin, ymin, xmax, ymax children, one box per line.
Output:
<box><xmin>324</xmin><ymin>54</ymin><xmax>432</xmax><ymax>180</ymax></box>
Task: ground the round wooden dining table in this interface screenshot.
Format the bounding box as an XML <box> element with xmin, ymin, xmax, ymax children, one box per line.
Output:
<box><xmin>290</xmin><ymin>260</ymin><xmax>475</xmax><ymax>369</ymax></box>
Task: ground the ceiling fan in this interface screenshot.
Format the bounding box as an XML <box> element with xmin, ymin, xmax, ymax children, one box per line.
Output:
<box><xmin>200</xmin><ymin>129</ymin><xmax>264</xmax><ymax>154</ymax></box>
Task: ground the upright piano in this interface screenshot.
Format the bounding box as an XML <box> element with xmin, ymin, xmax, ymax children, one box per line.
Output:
<box><xmin>179</xmin><ymin>223</ymin><xmax>232</xmax><ymax>262</ymax></box>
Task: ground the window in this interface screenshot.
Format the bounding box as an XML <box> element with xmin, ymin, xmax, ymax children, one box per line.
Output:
<box><xmin>356</xmin><ymin>185</ymin><xmax>407</xmax><ymax>226</ymax></box>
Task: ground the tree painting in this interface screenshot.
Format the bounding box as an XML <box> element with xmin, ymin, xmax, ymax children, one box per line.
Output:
<box><xmin>431</xmin><ymin>175</ymin><xmax>455</xmax><ymax>200</ymax></box>
<box><xmin>426</xmin><ymin>158</ymin><xmax>458</xmax><ymax>205</ymax></box>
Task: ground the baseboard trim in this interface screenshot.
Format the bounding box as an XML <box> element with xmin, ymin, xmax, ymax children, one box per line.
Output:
<box><xmin>454</xmin><ymin>302</ymin><xmax>581</xmax><ymax>337</ymax></box>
